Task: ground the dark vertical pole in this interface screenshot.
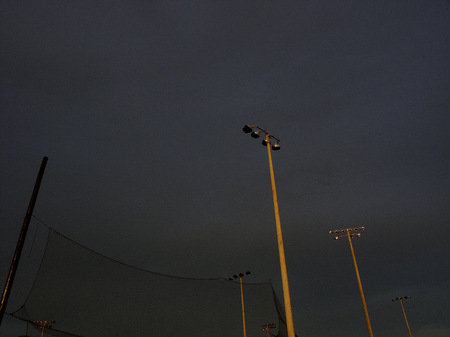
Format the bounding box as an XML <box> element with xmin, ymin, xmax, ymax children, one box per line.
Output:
<box><xmin>0</xmin><ymin>157</ymin><xmax>48</xmax><ymax>326</ymax></box>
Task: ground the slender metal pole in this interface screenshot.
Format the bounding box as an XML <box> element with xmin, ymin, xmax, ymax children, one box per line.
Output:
<box><xmin>240</xmin><ymin>277</ymin><xmax>247</xmax><ymax>337</ymax></box>
<box><xmin>0</xmin><ymin>156</ymin><xmax>48</xmax><ymax>326</ymax></box>
<box><xmin>399</xmin><ymin>299</ymin><xmax>413</xmax><ymax>337</ymax></box>
<box><xmin>347</xmin><ymin>230</ymin><xmax>374</xmax><ymax>337</ymax></box>
<box><xmin>265</xmin><ymin>134</ymin><xmax>295</xmax><ymax>337</ymax></box>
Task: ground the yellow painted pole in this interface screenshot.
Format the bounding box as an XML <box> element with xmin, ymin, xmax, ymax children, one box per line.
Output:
<box><xmin>265</xmin><ymin>134</ymin><xmax>296</xmax><ymax>337</ymax></box>
<box><xmin>347</xmin><ymin>230</ymin><xmax>374</xmax><ymax>337</ymax></box>
<box><xmin>240</xmin><ymin>276</ymin><xmax>247</xmax><ymax>337</ymax></box>
<box><xmin>399</xmin><ymin>299</ymin><xmax>413</xmax><ymax>337</ymax></box>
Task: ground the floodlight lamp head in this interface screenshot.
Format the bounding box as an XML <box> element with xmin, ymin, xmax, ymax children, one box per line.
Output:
<box><xmin>272</xmin><ymin>142</ymin><xmax>280</xmax><ymax>151</ymax></box>
<box><xmin>245</xmin><ymin>270</ymin><xmax>251</xmax><ymax>275</ymax></box>
<box><xmin>262</xmin><ymin>138</ymin><xmax>270</xmax><ymax>146</ymax></box>
<box><xmin>251</xmin><ymin>131</ymin><xmax>260</xmax><ymax>138</ymax></box>
<box><xmin>239</xmin><ymin>273</ymin><xmax>244</xmax><ymax>277</ymax></box>
<box><xmin>242</xmin><ymin>125</ymin><xmax>253</xmax><ymax>133</ymax></box>
<box><xmin>334</xmin><ymin>237</ymin><xmax>339</xmax><ymax>240</ymax></box>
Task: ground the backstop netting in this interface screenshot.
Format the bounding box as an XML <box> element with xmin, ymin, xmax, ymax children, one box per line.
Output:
<box><xmin>11</xmin><ymin>228</ymin><xmax>290</xmax><ymax>337</ymax></box>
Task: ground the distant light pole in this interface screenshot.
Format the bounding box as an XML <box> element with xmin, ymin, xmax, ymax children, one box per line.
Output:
<box><xmin>242</xmin><ymin>124</ymin><xmax>295</xmax><ymax>337</ymax></box>
<box><xmin>229</xmin><ymin>271</ymin><xmax>251</xmax><ymax>337</ymax></box>
<box><xmin>33</xmin><ymin>320</ymin><xmax>55</xmax><ymax>337</ymax></box>
<box><xmin>261</xmin><ymin>323</ymin><xmax>276</xmax><ymax>337</ymax></box>
<box><xmin>392</xmin><ymin>296</ymin><xmax>413</xmax><ymax>337</ymax></box>
<box><xmin>329</xmin><ymin>227</ymin><xmax>373</xmax><ymax>337</ymax></box>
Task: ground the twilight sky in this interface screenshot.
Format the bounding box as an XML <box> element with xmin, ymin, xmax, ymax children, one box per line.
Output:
<box><xmin>1</xmin><ymin>1</ymin><xmax>449</xmax><ymax>337</ymax></box>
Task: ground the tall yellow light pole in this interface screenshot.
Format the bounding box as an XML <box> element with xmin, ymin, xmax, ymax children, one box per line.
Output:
<box><xmin>229</xmin><ymin>271</ymin><xmax>251</xmax><ymax>337</ymax></box>
<box><xmin>329</xmin><ymin>227</ymin><xmax>374</xmax><ymax>337</ymax></box>
<box><xmin>392</xmin><ymin>296</ymin><xmax>413</xmax><ymax>337</ymax></box>
<box><xmin>242</xmin><ymin>125</ymin><xmax>296</xmax><ymax>337</ymax></box>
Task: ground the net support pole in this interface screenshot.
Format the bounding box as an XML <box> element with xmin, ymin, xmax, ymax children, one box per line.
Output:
<box><xmin>0</xmin><ymin>156</ymin><xmax>48</xmax><ymax>327</ymax></box>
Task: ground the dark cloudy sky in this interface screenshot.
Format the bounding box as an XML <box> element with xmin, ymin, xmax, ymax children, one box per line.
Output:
<box><xmin>1</xmin><ymin>1</ymin><xmax>449</xmax><ymax>337</ymax></box>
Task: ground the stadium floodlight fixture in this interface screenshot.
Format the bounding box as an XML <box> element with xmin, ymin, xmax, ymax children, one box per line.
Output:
<box><xmin>328</xmin><ymin>227</ymin><xmax>373</xmax><ymax>337</ymax></box>
<box><xmin>262</xmin><ymin>323</ymin><xmax>276</xmax><ymax>337</ymax></box>
<box><xmin>242</xmin><ymin>125</ymin><xmax>281</xmax><ymax>151</ymax></box>
<box><xmin>242</xmin><ymin>125</ymin><xmax>253</xmax><ymax>133</ymax></box>
<box><xmin>228</xmin><ymin>271</ymin><xmax>251</xmax><ymax>337</ymax></box>
<box><xmin>329</xmin><ymin>227</ymin><xmax>365</xmax><ymax>240</ymax></box>
<box><xmin>251</xmin><ymin>131</ymin><xmax>261</xmax><ymax>138</ymax></box>
<box><xmin>33</xmin><ymin>321</ymin><xmax>55</xmax><ymax>328</ymax></box>
<box><xmin>237</xmin><ymin>271</ymin><xmax>250</xmax><ymax>278</ymax></box>
<box><xmin>334</xmin><ymin>233</ymin><xmax>361</xmax><ymax>240</ymax></box>
<box><xmin>33</xmin><ymin>320</ymin><xmax>55</xmax><ymax>337</ymax></box>
<box><xmin>242</xmin><ymin>124</ymin><xmax>295</xmax><ymax>337</ymax></box>
<box><xmin>392</xmin><ymin>296</ymin><xmax>413</xmax><ymax>337</ymax></box>
<box><xmin>228</xmin><ymin>271</ymin><xmax>251</xmax><ymax>281</ymax></box>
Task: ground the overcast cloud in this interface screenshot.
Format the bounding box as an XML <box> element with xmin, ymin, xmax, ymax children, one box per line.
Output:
<box><xmin>1</xmin><ymin>1</ymin><xmax>449</xmax><ymax>337</ymax></box>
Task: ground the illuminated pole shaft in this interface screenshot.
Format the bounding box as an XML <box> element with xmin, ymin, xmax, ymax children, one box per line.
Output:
<box><xmin>399</xmin><ymin>299</ymin><xmax>413</xmax><ymax>337</ymax></box>
<box><xmin>347</xmin><ymin>230</ymin><xmax>374</xmax><ymax>337</ymax></box>
<box><xmin>240</xmin><ymin>277</ymin><xmax>247</xmax><ymax>337</ymax></box>
<box><xmin>265</xmin><ymin>134</ymin><xmax>295</xmax><ymax>337</ymax></box>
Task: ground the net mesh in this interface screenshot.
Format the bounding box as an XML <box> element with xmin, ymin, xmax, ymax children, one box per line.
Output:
<box><xmin>11</xmin><ymin>228</ymin><xmax>289</xmax><ymax>337</ymax></box>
